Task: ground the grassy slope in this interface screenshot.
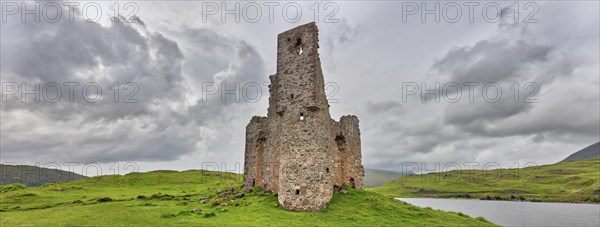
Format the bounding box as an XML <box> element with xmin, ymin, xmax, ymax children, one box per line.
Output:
<box><xmin>0</xmin><ymin>170</ymin><xmax>494</xmax><ymax>226</ymax></box>
<box><xmin>369</xmin><ymin>159</ymin><xmax>600</xmax><ymax>203</ymax></box>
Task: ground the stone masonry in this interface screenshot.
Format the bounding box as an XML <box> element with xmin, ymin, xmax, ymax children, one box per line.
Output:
<box><xmin>243</xmin><ymin>22</ymin><xmax>364</xmax><ymax>211</ymax></box>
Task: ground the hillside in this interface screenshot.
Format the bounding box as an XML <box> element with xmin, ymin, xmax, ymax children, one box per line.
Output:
<box><xmin>0</xmin><ymin>170</ymin><xmax>494</xmax><ymax>226</ymax></box>
<box><xmin>369</xmin><ymin>159</ymin><xmax>600</xmax><ymax>203</ymax></box>
<box><xmin>363</xmin><ymin>169</ymin><xmax>410</xmax><ymax>188</ymax></box>
<box><xmin>561</xmin><ymin>142</ymin><xmax>600</xmax><ymax>162</ymax></box>
<box><xmin>0</xmin><ymin>164</ymin><xmax>86</xmax><ymax>186</ymax></box>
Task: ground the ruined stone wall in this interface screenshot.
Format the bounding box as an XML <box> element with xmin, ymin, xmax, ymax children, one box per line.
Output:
<box><xmin>243</xmin><ymin>116</ymin><xmax>267</xmax><ymax>190</ymax></box>
<box><xmin>243</xmin><ymin>114</ymin><xmax>279</xmax><ymax>192</ymax></box>
<box><xmin>329</xmin><ymin>115</ymin><xmax>363</xmax><ymax>189</ymax></box>
<box><xmin>337</xmin><ymin>115</ymin><xmax>364</xmax><ymax>189</ymax></box>
<box><xmin>273</xmin><ymin>22</ymin><xmax>333</xmax><ymax>211</ymax></box>
<box><xmin>243</xmin><ymin>22</ymin><xmax>363</xmax><ymax>212</ymax></box>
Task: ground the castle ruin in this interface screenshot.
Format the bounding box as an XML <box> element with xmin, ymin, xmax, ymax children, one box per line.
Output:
<box><xmin>243</xmin><ymin>22</ymin><xmax>364</xmax><ymax>211</ymax></box>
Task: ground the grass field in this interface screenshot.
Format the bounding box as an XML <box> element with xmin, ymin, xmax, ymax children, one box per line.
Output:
<box><xmin>0</xmin><ymin>169</ymin><xmax>494</xmax><ymax>226</ymax></box>
<box><xmin>369</xmin><ymin>159</ymin><xmax>600</xmax><ymax>203</ymax></box>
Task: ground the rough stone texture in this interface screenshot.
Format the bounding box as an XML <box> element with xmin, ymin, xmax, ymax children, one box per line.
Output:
<box><xmin>243</xmin><ymin>22</ymin><xmax>364</xmax><ymax>211</ymax></box>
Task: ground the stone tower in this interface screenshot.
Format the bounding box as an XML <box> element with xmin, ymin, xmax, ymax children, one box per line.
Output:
<box><xmin>243</xmin><ymin>22</ymin><xmax>364</xmax><ymax>211</ymax></box>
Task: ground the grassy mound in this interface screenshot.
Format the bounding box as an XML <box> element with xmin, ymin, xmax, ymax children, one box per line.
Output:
<box><xmin>369</xmin><ymin>159</ymin><xmax>600</xmax><ymax>203</ymax></box>
<box><xmin>0</xmin><ymin>170</ymin><xmax>494</xmax><ymax>226</ymax></box>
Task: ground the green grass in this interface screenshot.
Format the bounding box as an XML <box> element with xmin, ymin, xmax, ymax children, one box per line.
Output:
<box><xmin>0</xmin><ymin>170</ymin><xmax>495</xmax><ymax>226</ymax></box>
<box><xmin>369</xmin><ymin>159</ymin><xmax>600</xmax><ymax>203</ymax></box>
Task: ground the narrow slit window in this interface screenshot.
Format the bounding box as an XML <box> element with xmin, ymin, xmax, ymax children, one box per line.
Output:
<box><xmin>326</xmin><ymin>168</ymin><xmax>329</xmax><ymax>173</ymax></box>
<box><xmin>295</xmin><ymin>38</ymin><xmax>303</xmax><ymax>54</ymax></box>
<box><xmin>295</xmin><ymin>189</ymin><xmax>300</xmax><ymax>195</ymax></box>
<box><xmin>300</xmin><ymin>113</ymin><xmax>304</xmax><ymax>121</ymax></box>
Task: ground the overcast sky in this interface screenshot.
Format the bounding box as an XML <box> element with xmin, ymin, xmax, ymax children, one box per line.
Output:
<box><xmin>1</xmin><ymin>1</ymin><xmax>598</xmax><ymax>175</ymax></box>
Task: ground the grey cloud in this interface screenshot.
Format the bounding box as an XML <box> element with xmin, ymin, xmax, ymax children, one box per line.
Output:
<box><xmin>1</xmin><ymin>13</ymin><xmax>185</xmax><ymax>122</ymax></box>
<box><xmin>330</xmin><ymin>19</ymin><xmax>367</xmax><ymax>47</ymax></box>
<box><xmin>360</xmin><ymin>13</ymin><xmax>598</xmax><ymax>170</ymax></box>
<box><xmin>364</xmin><ymin>100</ymin><xmax>403</xmax><ymax>114</ymax></box>
<box><xmin>431</xmin><ymin>23</ymin><xmax>595</xmax><ymax>140</ymax></box>
<box><xmin>531</xmin><ymin>134</ymin><xmax>545</xmax><ymax>143</ymax></box>
<box><xmin>0</xmin><ymin>2</ymin><xmax>267</xmax><ymax>163</ymax></box>
<box><xmin>444</xmin><ymin>99</ymin><xmax>532</xmax><ymax>126</ymax></box>
<box><xmin>174</xmin><ymin>27</ymin><xmax>268</xmax><ymax>102</ymax></box>
<box><xmin>322</xmin><ymin>19</ymin><xmax>367</xmax><ymax>73</ymax></box>
<box><xmin>433</xmin><ymin>39</ymin><xmax>553</xmax><ymax>84</ymax></box>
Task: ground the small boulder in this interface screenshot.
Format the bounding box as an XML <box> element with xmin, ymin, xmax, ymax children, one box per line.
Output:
<box><xmin>193</xmin><ymin>207</ymin><xmax>202</xmax><ymax>213</ymax></box>
<box><xmin>340</xmin><ymin>189</ymin><xmax>348</xmax><ymax>194</ymax></box>
<box><xmin>236</xmin><ymin>193</ymin><xmax>244</xmax><ymax>198</ymax></box>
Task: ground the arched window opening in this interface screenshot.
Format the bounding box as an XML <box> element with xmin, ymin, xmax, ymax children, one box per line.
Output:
<box><xmin>335</xmin><ymin>135</ymin><xmax>346</xmax><ymax>151</ymax></box>
<box><xmin>295</xmin><ymin>38</ymin><xmax>303</xmax><ymax>54</ymax></box>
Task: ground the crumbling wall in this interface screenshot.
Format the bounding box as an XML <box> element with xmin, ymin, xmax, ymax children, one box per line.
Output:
<box><xmin>330</xmin><ymin>115</ymin><xmax>364</xmax><ymax>189</ymax></box>
<box><xmin>273</xmin><ymin>22</ymin><xmax>333</xmax><ymax>211</ymax></box>
<box><xmin>243</xmin><ymin>115</ymin><xmax>279</xmax><ymax>192</ymax></box>
<box><xmin>337</xmin><ymin>115</ymin><xmax>364</xmax><ymax>189</ymax></box>
<box><xmin>243</xmin><ymin>116</ymin><xmax>267</xmax><ymax>190</ymax></box>
<box><xmin>242</xmin><ymin>22</ymin><xmax>363</xmax><ymax>211</ymax></box>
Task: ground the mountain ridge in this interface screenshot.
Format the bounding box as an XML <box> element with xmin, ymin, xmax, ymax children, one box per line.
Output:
<box><xmin>0</xmin><ymin>164</ymin><xmax>86</xmax><ymax>186</ymax></box>
<box><xmin>561</xmin><ymin>142</ymin><xmax>600</xmax><ymax>162</ymax></box>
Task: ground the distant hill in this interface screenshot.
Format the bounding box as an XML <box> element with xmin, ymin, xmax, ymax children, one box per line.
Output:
<box><xmin>363</xmin><ymin>168</ymin><xmax>411</xmax><ymax>188</ymax></box>
<box><xmin>369</xmin><ymin>158</ymin><xmax>600</xmax><ymax>203</ymax></box>
<box><xmin>561</xmin><ymin>142</ymin><xmax>600</xmax><ymax>162</ymax></box>
<box><xmin>0</xmin><ymin>164</ymin><xmax>86</xmax><ymax>186</ymax></box>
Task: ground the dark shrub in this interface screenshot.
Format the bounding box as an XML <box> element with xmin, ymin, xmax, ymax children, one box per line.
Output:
<box><xmin>160</xmin><ymin>213</ymin><xmax>176</xmax><ymax>218</ymax></box>
<box><xmin>97</xmin><ymin>197</ymin><xmax>112</xmax><ymax>202</ymax></box>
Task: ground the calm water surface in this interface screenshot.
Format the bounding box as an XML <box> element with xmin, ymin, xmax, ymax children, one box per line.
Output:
<box><xmin>397</xmin><ymin>198</ymin><xmax>600</xmax><ymax>226</ymax></box>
